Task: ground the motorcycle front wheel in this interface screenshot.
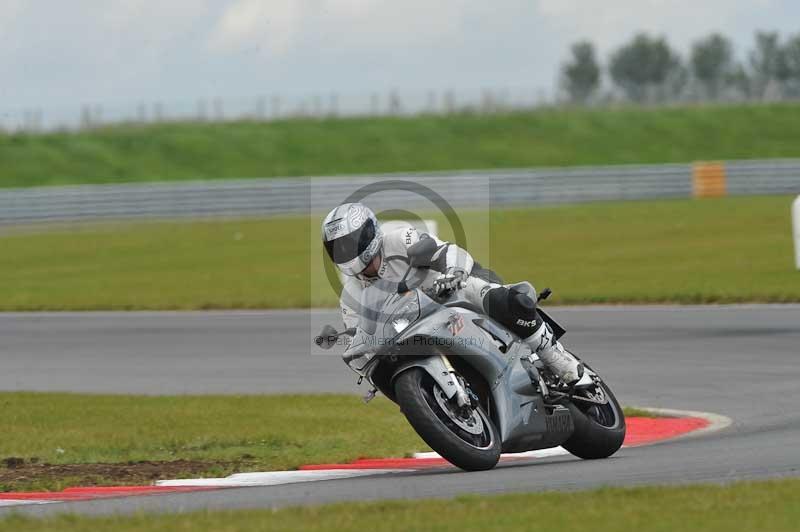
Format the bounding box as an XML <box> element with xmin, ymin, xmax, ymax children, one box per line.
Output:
<box><xmin>395</xmin><ymin>367</ymin><xmax>501</xmax><ymax>471</ymax></box>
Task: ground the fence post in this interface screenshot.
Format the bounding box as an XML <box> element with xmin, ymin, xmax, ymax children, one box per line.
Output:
<box><xmin>213</xmin><ymin>98</ymin><xmax>224</xmax><ymax>121</ymax></box>
<box><xmin>370</xmin><ymin>93</ymin><xmax>379</xmax><ymax>115</ymax></box>
<box><xmin>388</xmin><ymin>90</ymin><xmax>402</xmax><ymax>115</ymax></box>
<box><xmin>328</xmin><ymin>93</ymin><xmax>338</xmax><ymax>117</ymax></box>
<box><xmin>444</xmin><ymin>90</ymin><xmax>455</xmax><ymax>114</ymax></box>
<box><xmin>33</xmin><ymin>109</ymin><xmax>43</xmax><ymax>132</ymax></box>
<box><xmin>80</xmin><ymin>105</ymin><xmax>92</xmax><ymax>128</ymax></box>
<box><xmin>197</xmin><ymin>100</ymin><xmax>208</xmax><ymax>121</ymax></box>
<box><xmin>153</xmin><ymin>102</ymin><xmax>164</xmax><ymax>122</ymax></box>
<box><xmin>426</xmin><ymin>90</ymin><xmax>437</xmax><ymax>114</ymax></box>
<box><xmin>312</xmin><ymin>95</ymin><xmax>322</xmax><ymax>117</ymax></box>
<box><xmin>793</xmin><ymin>195</ymin><xmax>800</xmax><ymax>270</ymax></box>
<box><xmin>271</xmin><ymin>95</ymin><xmax>281</xmax><ymax>119</ymax></box>
<box><xmin>255</xmin><ymin>97</ymin><xmax>266</xmax><ymax>120</ymax></box>
<box><xmin>137</xmin><ymin>103</ymin><xmax>147</xmax><ymax>123</ymax></box>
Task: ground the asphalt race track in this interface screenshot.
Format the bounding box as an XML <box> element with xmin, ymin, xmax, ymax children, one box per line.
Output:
<box><xmin>1</xmin><ymin>305</ymin><xmax>799</xmax><ymax>516</ymax></box>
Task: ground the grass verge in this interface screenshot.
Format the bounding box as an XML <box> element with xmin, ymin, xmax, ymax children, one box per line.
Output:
<box><xmin>3</xmin><ymin>104</ymin><xmax>800</xmax><ymax>187</ymax></box>
<box><xmin>0</xmin><ymin>195</ymin><xmax>797</xmax><ymax>310</ymax></box>
<box><xmin>3</xmin><ymin>479</ymin><xmax>799</xmax><ymax>531</ymax></box>
<box><xmin>0</xmin><ymin>393</ymin><xmax>421</xmax><ymax>492</ymax></box>
<box><xmin>0</xmin><ymin>392</ymin><xmax>652</xmax><ymax>492</ymax></box>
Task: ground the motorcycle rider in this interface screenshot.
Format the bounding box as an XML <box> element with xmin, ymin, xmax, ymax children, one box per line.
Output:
<box><xmin>321</xmin><ymin>202</ymin><xmax>583</xmax><ymax>385</ymax></box>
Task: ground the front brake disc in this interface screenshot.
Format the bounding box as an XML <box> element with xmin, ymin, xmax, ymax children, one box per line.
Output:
<box><xmin>433</xmin><ymin>386</ymin><xmax>485</xmax><ymax>435</ymax></box>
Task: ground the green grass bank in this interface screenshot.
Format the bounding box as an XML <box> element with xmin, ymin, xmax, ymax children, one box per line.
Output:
<box><xmin>3</xmin><ymin>104</ymin><xmax>800</xmax><ymax>187</ymax></box>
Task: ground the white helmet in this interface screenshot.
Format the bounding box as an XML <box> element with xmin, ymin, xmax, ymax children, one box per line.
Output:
<box><xmin>321</xmin><ymin>203</ymin><xmax>383</xmax><ymax>277</ymax></box>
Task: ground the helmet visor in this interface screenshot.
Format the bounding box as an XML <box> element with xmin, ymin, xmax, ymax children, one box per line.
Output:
<box><xmin>324</xmin><ymin>218</ymin><xmax>376</xmax><ymax>265</ymax></box>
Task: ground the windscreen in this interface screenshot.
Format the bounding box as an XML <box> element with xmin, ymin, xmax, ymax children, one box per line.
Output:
<box><xmin>356</xmin><ymin>280</ymin><xmax>401</xmax><ymax>335</ymax></box>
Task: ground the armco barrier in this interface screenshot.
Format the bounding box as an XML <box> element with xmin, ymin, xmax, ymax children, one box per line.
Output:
<box><xmin>0</xmin><ymin>159</ymin><xmax>798</xmax><ymax>225</ymax></box>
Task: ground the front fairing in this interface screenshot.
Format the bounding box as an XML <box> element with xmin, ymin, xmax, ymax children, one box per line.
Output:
<box><xmin>342</xmin><ymin>280</ymin><xmax>427</xmax><ymax>375</ymax></box>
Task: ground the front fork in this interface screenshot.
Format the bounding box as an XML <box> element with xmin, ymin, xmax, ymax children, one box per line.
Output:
<box><xmin>387</xmin><ymin>353</ymin><xmax>473</xmax><ymax>409</ymax></box>
<box><xmin>440</xmin><ymin>354</ymin><xmax>471</xmax><ymax>408</ymax></box>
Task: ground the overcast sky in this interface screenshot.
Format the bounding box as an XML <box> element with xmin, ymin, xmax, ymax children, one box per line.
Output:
<box><xmin>1</xmin><ymin>0</ymin><xmax>799</xmax><ymax>112</ymax></box>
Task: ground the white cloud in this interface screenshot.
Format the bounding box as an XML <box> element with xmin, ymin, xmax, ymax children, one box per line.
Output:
<box><xmin>317</xmin><ymin>0</ymin><xmax>467</xmax><ymax>46</ymax></box>
<box><xmin>322</xmin><ymin>0</ymin><xmax>380</xmax><ymax>16</ymax></box>
<box><xmin>536</xmin><ymin>0</ymin><xmax>738</xmax><ymax>52</ymax></box>
<box><xmin>209</xmin><ymin>0</ymin><xmax>301</xmax><ymax>53</ymax></box>
<box><xmin>208</xmin><ymin>0</ymin><xmax>494</xmax><ymax>57</ymax></box>
<box><xmin>0</xmin><ymin>0</ymin><xmax>25</xmax><ymax>33</ymax></box>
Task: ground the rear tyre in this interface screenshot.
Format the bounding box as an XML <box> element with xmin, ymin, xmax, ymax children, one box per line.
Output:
<box><xmin>562</xmin><ymin>376</ymin><xmax>626</xmax><ymax>460</ymax></box>
<box><xmin>395</xmin><ymin>367</ymin><xmax>500</xmax><ymax>471</ymax></box>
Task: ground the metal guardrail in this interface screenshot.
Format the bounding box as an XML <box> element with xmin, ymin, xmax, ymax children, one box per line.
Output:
<box><xmin>726</xmin><ymin>160</ymin><xmax>800</xmax><ymax>195</ymax></box>
<box><xmin>0</xmin><ymin>160</ymin><xmax>798</xmax><ymax>225</ymax></box>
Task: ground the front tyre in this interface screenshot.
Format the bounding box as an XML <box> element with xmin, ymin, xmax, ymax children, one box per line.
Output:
<box><xmin>395</xmin><ymin>368</ymin><xmax>500</xmax><ymax>471</ymax></box>
<box><xmin>562</xmin><ymin>374</ymin><xmax>626</xmax><ymax>460</ymax></box>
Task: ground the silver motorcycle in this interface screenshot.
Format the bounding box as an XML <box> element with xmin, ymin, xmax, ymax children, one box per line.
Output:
<box><xmin>316</xmin><ymin>237</ymin><xmax>625</xmax><ymax>471</ymax></box>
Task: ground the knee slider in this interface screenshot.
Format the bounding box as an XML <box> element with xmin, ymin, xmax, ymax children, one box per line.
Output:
<box><xmin>483</xmin><ymin>286</ymin><xmax>543</xmax><ymax>339</ymax></box>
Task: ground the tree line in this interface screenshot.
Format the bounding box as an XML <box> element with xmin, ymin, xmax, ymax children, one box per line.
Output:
<box><xmin>560</xmin><ymin>31</ymin><xmax>800</xmax><ymax>104</ymax></box>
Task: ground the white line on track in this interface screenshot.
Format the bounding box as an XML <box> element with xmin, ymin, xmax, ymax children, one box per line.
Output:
<box><xmin>413</xmin><ymin>447</ymin><xmax>570</xmax><ymax>460</ymax></box>
<box><xmin>156</xmin><ymin>469</ymin><xmax>407</xmax><ymax>488</ymax></box>
<box><xmin>0</xmin><ymin>500</ymin><xmax>55</xmax><ymax>507</ymax></box>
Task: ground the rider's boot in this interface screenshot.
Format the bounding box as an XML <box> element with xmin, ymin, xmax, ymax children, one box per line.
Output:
<box><xmin>523</xmin><ymin>322</ymin><xmax>583</xmax><ymax>385</ymax></box>
<box><xmin>478</xmin><ymin>281</ymin><xmax>583</xmax><ymax>385</ymax></box>
<box><xmin>478</xmin><ymin>281</ymin><xmax>583</xmax><ymax>386</ymax></box>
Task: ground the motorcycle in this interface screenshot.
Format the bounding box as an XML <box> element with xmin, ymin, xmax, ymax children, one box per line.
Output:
<box><xmin>315</xmin><ymin>237</ymin><xmax>625</xmax><ymax>471</ymax></box>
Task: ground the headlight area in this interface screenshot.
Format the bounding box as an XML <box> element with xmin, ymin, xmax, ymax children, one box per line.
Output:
<box><xmin>343</xmin><ymin>292</ymin><xmax>422</xmax><ymax>377</ymax></box>
<box><xmin>383</xmin><ymin>291</ymin><xmax>421</xmax><ymax>338</ymax></box>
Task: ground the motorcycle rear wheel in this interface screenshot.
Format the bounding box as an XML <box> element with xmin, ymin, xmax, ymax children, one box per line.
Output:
<box><xmin>395</xmin><ymin>367</ymin><xmax>501</xmax><ymax>471</ymax></box>
<box><xmin>562</xmin><ymin>371</ymin><xmax>626</xmax><ymax>460</ymax></box>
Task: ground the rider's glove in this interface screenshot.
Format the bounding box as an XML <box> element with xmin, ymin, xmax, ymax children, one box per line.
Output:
<box><xmin>434</xmin><ymin>267</ymin><xmax>468</xmax><ymax>294</ymax></box>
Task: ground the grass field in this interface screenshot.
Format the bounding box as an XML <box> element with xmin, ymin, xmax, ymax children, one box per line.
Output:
<box><xmin>3</xmin><ymin>479</ymin><xmax>799</xmax><ymax>531</ymax></box>
<box><xmin>3</xmin><ymin>104</ymin><xmax>800</xmax><ymax>187</ymax></box>
<box><xmin>1</xmin><ymin>195</ymin><xmax>796</xmax><ymax>310</ymax></box>
<box><xmin>0</xmin><ymin>392</ymin><xmax>650</xmax><ymax>492</ymax></box>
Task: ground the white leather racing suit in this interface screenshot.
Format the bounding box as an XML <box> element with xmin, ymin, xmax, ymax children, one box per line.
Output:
<box><xmin>339</xmin><ymin>222</ymin><xmax>477</xmax><ymax>330</ymax></box>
